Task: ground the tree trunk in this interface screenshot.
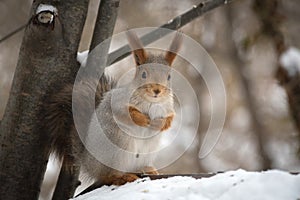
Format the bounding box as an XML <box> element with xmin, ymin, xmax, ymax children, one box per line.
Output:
<box><xmin>253</xmin><ymin>0</ymin><xmax>300</xmax><ymax>152</ymax></box>
<box><xmin>52</xmin><ymin>0</ymin><xmax>120</xmax><ymax>199</ymax></box>
<box><xmin>84</xmin><ymin>0</ymin><xmax>120</xmax><ymax>79</ymax></box>
<box><xmin>89</xmin><ymin>0</ymin><xmax>120</xmax><ymax>51</ymax></box>
<box><xmin>0</xmin><ymin>0</ymin><xmax>88</xmax><ymax>199</ymax></box>
<box><xmin>225</xmin><ymin>7</ymin><xmax>272</xmax><ymax>170</ymax></box>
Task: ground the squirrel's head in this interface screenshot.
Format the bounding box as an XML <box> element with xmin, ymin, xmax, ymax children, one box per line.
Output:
<box><xmin>126</xmin><ymin>30</ymin><xmax>182</xmax><ymax>102</ymax></box>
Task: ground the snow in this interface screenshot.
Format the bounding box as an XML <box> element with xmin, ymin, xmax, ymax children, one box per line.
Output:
<box><xmin>39</xmin><ymin>156</ymin><xmax>60</xmax><ymax>200</ymax></box>
<box><xmin>280</xmin><ymin>47</ymin><xmax>300</xmax><ymax>77</ymax></box>
<box><xmin>36</xmin><ymin>4</ymin><xmax>58</xmax><ymax>15</ymax></box>
<box><xmin>73</xmin><ymin>170</ymin><xmax>300</xmax><ymax>200</ymax></box>
<box><xmin>77</xmin><ymin>51</ymin><xmax>89</xmax><ymax>67</ymax></box>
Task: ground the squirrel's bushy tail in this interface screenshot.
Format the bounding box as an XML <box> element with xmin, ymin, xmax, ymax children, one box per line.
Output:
<box><xmin>43</xmin><ymin>74</ymin><xmax>115</xmax><ymax>160</ymax></box>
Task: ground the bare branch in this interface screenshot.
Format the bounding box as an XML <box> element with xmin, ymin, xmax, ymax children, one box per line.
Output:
<box><xmin>139</xmin><ymin>173</ymin><xmax>217</xmax><ymax>180</ymax></box>
<box><xmin>0</xmin><ymin>23</ymin><xmax>27</xmax><ymax>44</ymax></box>
<box><xmin>107</xmin><ymin>0</ymin><xmax>234</xmax><ymax>65</ymax></box>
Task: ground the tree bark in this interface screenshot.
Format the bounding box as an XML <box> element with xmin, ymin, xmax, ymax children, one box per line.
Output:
<box><xmin>52</xmin><ymin>159</ymin><xmax>81</xmax><ymax>200</ymax></box>
<box><xmin>84</xmin><ymin>0</ymin><xmax>120</xmax><ymax>79</ymax></box>
<box><xmin>89</xmin><ymin>0</ymin><xmax>120</xmax><ymax>52</ymax></box>
<box><xmin>0</xmin><ymin>0</ymin><xmax>88</xmax><ymax>199</ymax></box>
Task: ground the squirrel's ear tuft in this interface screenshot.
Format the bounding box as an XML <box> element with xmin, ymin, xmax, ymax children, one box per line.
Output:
<box><xmin>126</xmin><ymin>30</ymin><xmax>147</xmax><ymax>66</ymax></box>
<box><xmin>165</xmin><ymin>32</ymin><xmax>183</xmax><ymax>66</ymax></box>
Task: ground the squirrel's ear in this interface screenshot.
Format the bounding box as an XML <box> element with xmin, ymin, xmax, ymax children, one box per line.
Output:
<box><xmin>165</xmin><ymin>32</ymin><xmax>183</xmax><ymax>66</ymax></box>
<box><xmin>126</xmin><ymin>30</ymin><xmax>147</xmax><ymax>66</ymax></box>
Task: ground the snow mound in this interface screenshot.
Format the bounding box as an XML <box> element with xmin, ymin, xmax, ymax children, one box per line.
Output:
<box><xmin>73</xmin><ymin>170</ymin><xmax>300</xmax><ymax>200</ymax></box>
<box><xmin>280</xmin><ymin>47</ymin><xmax>300</xmax><ymax>77</ymax></box>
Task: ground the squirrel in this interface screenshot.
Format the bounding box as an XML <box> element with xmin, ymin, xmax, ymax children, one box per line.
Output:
<box><xmin>44</xmin><ymin>30</ymin><xmax>182</xmax><ymax>188</ymax></box>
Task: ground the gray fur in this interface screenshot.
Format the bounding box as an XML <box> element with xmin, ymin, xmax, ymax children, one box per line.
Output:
<box><xmin>80</xmin><ymin>62</ymin><xmax>175</xmax><ymax>179</ymax></box>
<box><xmin>46</xmin><ymin>31</ymin><xmax>182</xmax><ymax>184</ymax></box>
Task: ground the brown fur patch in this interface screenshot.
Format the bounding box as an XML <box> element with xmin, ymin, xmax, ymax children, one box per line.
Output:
<box><xmin>160</xmin><ymin>114</ymin><xmax>174</xmax><ymax>131</ymax></box>
<box><xmin>165</xmin><ymin>32</ymin><xmax>183</xmax><ymax>65</ymax></box>
<box><xmin>128</xmin><ymin>106</ymin><xmax>150</xmax><ymax>127</ymax></box>
<box><xmin>101</xmin><ymin>173</ymin><xmax>139</xmax><ymax>186</ymax></box>
<box><xmin>126</xmin><ymin>30</ymin><xmax>148</xmax><ymax>65</ymax></box>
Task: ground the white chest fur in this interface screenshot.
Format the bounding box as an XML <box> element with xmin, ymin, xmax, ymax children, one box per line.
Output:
<box><xmin>148</xmin><ymin>103</ymin><xmax>167</xmax><ymax>120</ymax></box>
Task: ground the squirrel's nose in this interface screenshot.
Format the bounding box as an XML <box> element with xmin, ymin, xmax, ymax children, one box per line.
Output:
<box><xmin>153</xmin><ymin>89</ymin><xmax>161</xmax><ymax>95</ymax></box>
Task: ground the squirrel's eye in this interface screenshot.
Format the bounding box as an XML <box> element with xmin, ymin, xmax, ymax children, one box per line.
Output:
<box><xmin>167</xmin><ymin>74</ymin><xmax>171</xmax><ymax>80</ymax></box>
<box><xmin>142</xmin><ymin>71</ymin><xmax>147</xmax><ymax>79</ymax></box>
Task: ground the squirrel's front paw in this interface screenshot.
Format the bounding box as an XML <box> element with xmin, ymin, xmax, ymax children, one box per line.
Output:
<box><xmin>149</xmin><ymin>118</ymin><xmax>165</xmax><ymax>130</ymax></box>
<box><xmin>129</xmin><ymin>106</ymin><xmax>150</xmax><ymax>127</ymax></box>
<box><xmin>138</xmin><ymin>166</ymin><xmax>159</xmax><ymax>175</ymax></box>
<box><xmin>149</xmin><ymin>114</ymin><xmax>175</xmax><ymax>131</ymax></box>
<box><xmin>160</xmin><ymin>114</ymin><xmax>174</xmax><ymax>131</ymax></box>
<box><xmin>102</xmin><ymin>173</ymin><xmax>139</xmax><ymax>186</ymax></box>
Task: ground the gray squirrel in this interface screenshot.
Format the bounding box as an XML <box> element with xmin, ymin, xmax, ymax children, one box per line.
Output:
<box><xmin>45</xmin><ymin>30</ymin><xmax>182</xmax><ymax>186</ymax></box>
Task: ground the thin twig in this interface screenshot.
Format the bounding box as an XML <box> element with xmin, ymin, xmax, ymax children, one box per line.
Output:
<box><xmin>0</xmin><ymin>23</ymin><xmax>27</xmax><ymax>44</ymax></box>
<box><xmin>0</xmin><ymin>0</ymin><xmax>233</xmax><ymax>55</ymax></box>
<box><xmin>139</xmin><ymin>173</ymin><xmax>218</xmax><ymax>180</ymax></box>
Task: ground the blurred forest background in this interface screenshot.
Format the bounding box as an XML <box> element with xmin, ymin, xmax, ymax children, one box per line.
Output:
<box><xmin>1</xmin><ymin>0</ymin><xmax>300</xmax><ymax>199</ymax></box>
